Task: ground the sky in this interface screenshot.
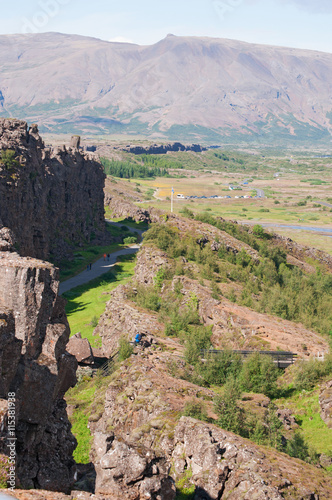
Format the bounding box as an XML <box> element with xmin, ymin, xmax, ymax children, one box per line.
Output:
<box><xmin>1</xmin><ymin>0</ymin><xmax>332</xmax><ymax>53</ymax></box>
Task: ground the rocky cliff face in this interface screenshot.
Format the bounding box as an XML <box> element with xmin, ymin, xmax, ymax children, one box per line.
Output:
<box><xmin>86</xmin><ymin>348</ymin><xmax>332</xmax><ymax>499</ymax></box>
<box><xmin>271</xmin><ymin>232</ymin><xmax>332</xmax><ymax>272</ymax></box>
<box><xmin>0</xmin><ymin>118</ymin><xmax>106</xmax><ymax>261</ymax></box>
<box><xmin>0</xmin><ymin>249</ymin><xmax>77</xmax><ymax>492</ymax></box>
<box><xmin>104</xmin><ymin>192</ymin><xmax>152</xmax><ymax>224</ymax></box>
<box><xmin>96</xmin><ymin>244</ymin><xmax>328</xmax><ymax>358</ymax></box>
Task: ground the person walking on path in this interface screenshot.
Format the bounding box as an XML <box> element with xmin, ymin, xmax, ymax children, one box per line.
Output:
<box><xmin>89</xmin><ymin>262</ymin><xmax>92</xmax><ymax>270</ymax></box>
<box><xmin>107</xmin><ymin>253</ymin><xmax>110</xmax><ymax>261</ymax></box>
<box><xmin>103</xmin><ymin>253</ymin><xmax>107</xmax><ymax>261</ymax></box>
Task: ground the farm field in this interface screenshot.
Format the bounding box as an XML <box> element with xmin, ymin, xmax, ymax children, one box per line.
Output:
<box><xmin>103</xmin><ymin>147</ymin><xmax>332</xmax><ymax>254</ymax></box>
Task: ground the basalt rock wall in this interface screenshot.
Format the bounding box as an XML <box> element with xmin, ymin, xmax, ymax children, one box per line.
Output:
<box><xmin>0</xmin><ymin>250</ymin><xmax>77</xmax><ymax>492</ymax></box>
<box><xmin>0</xmin><ymin>118</ymin><xmax>106</xmax><ymax>261</ymax></box>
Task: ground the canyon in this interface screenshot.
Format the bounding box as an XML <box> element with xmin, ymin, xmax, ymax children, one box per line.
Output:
<box><xmin>0</xmin><ymin>120</ymin><xmax>332</xmax><ymax>498</ymax></box>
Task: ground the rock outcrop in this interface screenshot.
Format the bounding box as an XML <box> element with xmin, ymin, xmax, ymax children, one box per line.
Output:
<box><xmin>94</xmin><ymin>285</ymin><xmax>164</xmax><ymax>357</ymax></box>
<box><xmin>115</xmin><ymin>245</ymin><xmax>328</xmax><ymax>356</ymax></box>
<box><xmin>104</xmin><ymin>192</ymin><xmax>152</xmax><ymax>224</ymax></box>
<box><xmin>0</xmin><ymin>251</ymin><xmax>77</xmax><ymax>492</ymax></box>
<box><xmin>271</xmin><ymin>233</ymin><xmax>332</xmax><ymax>272</ymax></box>
<box><xmin>134</xmin><ymin>246</ymin><xmax>170</xmax><ymax>286</ymax></box>
<box><xmin>0</xmin><ymin>119</ymin><xmax>106</xmax><ymax>261</ymax></box>
<box><xmin>87</xmin><ymin>350</ymin><xmax>332</xmax><ymax>499</ymax></box>
<box><xmin>171</xmin><ymin>417</ymin><xmax>330</xmax><ymax>499</ymax></box>
<box><xmin>164</xmin><ymin>213</ymin><xmax>261</xmax><ymax>262</ymax></box>
<box><xmin>319</xmin><ymin>380</ymin><xmax>332</xmax><ymax>428</ymax></box>
<box><xmin>173</xmin><ymin>275</ymin><xmax>329</xmax><ymax>356</ymax></box>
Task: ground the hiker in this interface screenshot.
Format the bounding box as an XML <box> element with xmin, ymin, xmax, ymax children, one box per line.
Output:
<box><xmin>107</xmin><ymin>253</ymin><xmax>110</xmax><ymax>261</ymax></box>
<box><xmin>134</xmin><ymin>333</ymin><xmax>142</xmax><ymax>345</ymax></box>
<box><xmin>103</xmin><ymin>253</ymin><xmax>106</xmax><ymax>261</ymax></box>
<box><xmin>89</xmin><ymin>262</ymin><xmax>92</xmax><ymax>270</ymax></box>
<box><xmin>87</xmin><ymin>264</ymin><xmax>89</xmax><ymax>271</ymax></box>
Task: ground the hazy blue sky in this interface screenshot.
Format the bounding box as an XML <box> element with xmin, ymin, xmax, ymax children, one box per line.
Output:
<box><xmin>1</xmin><ymin>0</ymin><xmax>331</xmax><ymax>53</ymax></box>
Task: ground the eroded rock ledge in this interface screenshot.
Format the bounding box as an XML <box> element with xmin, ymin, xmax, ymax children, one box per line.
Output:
<box><xmin>86</xmin><ymin>350</ymin><xmax>332</xmax><ymax>499</ymax></box>
<box><xmin>0</xmin><ymin>118</ymin><xmax>106</xmax><ymax>261</ymax></box>
<box><xmin>0</xmin><ymin>251</ymin><xmax>77</xmax><ymax>492</ymax></box>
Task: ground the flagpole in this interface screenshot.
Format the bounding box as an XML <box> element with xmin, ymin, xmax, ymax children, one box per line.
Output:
<box><xmin>171</xmin><ymin>187</ymin><xmax>174</xmax><ymax>213</ymax></box>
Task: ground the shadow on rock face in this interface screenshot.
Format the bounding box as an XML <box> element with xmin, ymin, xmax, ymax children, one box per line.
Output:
<box><xmin>72</xmin><ymin>463</ymin><xmax>96</xmax><ymax>494</ymax></box>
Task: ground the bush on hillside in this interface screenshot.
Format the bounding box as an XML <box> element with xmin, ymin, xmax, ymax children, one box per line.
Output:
<box><xmin>118</xmin><ymin>337</ymin><xmax>134</xmax><ymax>361</ymax></box>
<box><xmin>294</xmin><ymin>355</ymin><xmax>332</xmax><ymax>391</ymax></box>
<box><xmin>239</xmin><ymin>353</ymin><xmax>280</xmax><ymax>398</ymax></box>
<box><xmin>214</xmin><ymin>378</ymin><xmax>245</xmax><ymax>435</ymax></box>
<box><xmin>182</xmin><ymin>399</ymin><xmax>208</xmax><ymax>421</ymax></box>
<box><xmin>200</xmin><ymin>350</ymin><xmax>242</xmax><ymax>386</ymax></box>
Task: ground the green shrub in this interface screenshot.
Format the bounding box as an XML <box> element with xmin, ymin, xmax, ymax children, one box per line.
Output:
<box><xmin>0</xmin><ymin>455</ymin><xmax>9</xmax><ymax>488</ymax></box>
<box><xmin>123</xmin><ymin>236</ymin><xmax>137</xmax><ymax>244</ymax></box>
<box><xmin>144</xmin><ymin>224</ymin><xmax>178</xmax><ymax>252</ymax></box>
<box><xmin>294</xmin><ymin>357</ymin><xmax>332</xmax><ymax>391</ymax></box>
<box><xmin>184</xmin><ymin>325</ymin><xmax>212</xmax><ymax>364</ymax></box>
<box><xmin>91</xmin><ymin>315</ymin><xmax>98</xmax><ymax>327</ymax></box>
<box><xmin>0</xmin><ymin>149</ymin><xmax>20</xmax><ymax>170</ymax></box>
<box><xmin>201</xmin><ymin>350</ymin><xmax>242</xmax><ymax>386</ymax></box>
<box><xmin>285</xmin><ymin>432</ymin><xmax>310</xmax><ymax>461</ymax></box>
<box><xmin>165</xmin><ymin>307</ymin><xmax>201</xmax><ymax>338</ymax></box>
<box><xmin>239</xmin><ymin>353</ymin><xmax>279</xmax><ymax>397</ymax></box>
<box><xmin>153</xmin><ymin>267</ymin><xmax>169</xmax><ymax>289</ymax></box>
<box><xmin>252</xmin><ymin>224</ymin><xmax>265</xmax><ymax>238</ymax></box>
<box><xmin>132</xmin><ymin>285</ymin><xmax>161</xmax><ymax>311</ymax></box>
<box><xmin>179</xmin><ymin>207</ymin><xmax>195</xmax><ymax>219</ymax></box>
<box><xmin>182</xmin><ymin>399</ymin><xmax>208</xmax><ymax>421</ymax></box>
<box><xmin>118</xmin><ymin>337</ymin><xmax>134</xmax><ymax>361</ymax></box>
<box><xmin>214</xmin><ymin>378</ymin><xmax>245</xmax><ymax>435</ymax></box>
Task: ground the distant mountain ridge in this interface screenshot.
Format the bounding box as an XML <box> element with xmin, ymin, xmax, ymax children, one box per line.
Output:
<box><xmin>1</xmin><ymin>32</ymin><xmax>332</xmax><ymax>145</ymax></box>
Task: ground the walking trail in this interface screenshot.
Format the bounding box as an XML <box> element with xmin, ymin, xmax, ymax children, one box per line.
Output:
<box><xmin>59</xmin><ymin>221</ymin><xmax>145</xmax><ymax>295</ymax></box>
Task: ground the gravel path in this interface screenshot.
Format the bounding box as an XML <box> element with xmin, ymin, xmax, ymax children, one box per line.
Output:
<box><xmin>59</xmin><ymin>221</ymin><xmax>146</xmax><ymax>295</ymax></box>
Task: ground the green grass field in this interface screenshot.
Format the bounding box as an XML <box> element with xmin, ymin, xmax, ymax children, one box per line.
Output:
<box><xmin>67</xmin><ymin>383</ymin><xmax>97</xmax><ymax>463</ymax></box>
<box><xmin>275</xmin><ymin>388</ymin><xmax>332</xmax><ymax>456</ymax></box>
<box><xmin>63</xmin><ymin>254</ymin><xmax>136</xmax><ymax>347</ymax></box>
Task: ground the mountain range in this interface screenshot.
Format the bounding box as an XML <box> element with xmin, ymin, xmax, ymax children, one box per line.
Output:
<box><xmin>1</xmin><ymin>32</ymin><xmax>332</xmax><ymax>145</ymax></box>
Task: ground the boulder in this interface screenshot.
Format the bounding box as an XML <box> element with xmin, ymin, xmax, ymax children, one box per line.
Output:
<box><xmin>67</xmin><ymin>333</ymin><xmax>94</xmax><ymax>365</ymax></box>
<box><xmin>276</xmin><ymin>408</ymin><xmax>298</xmax><ymax>430</ymax></box>
<box><xmin>95</xmin><ymin>438</ymin><xmax>175</xmax><ymax>499</ymax></box>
